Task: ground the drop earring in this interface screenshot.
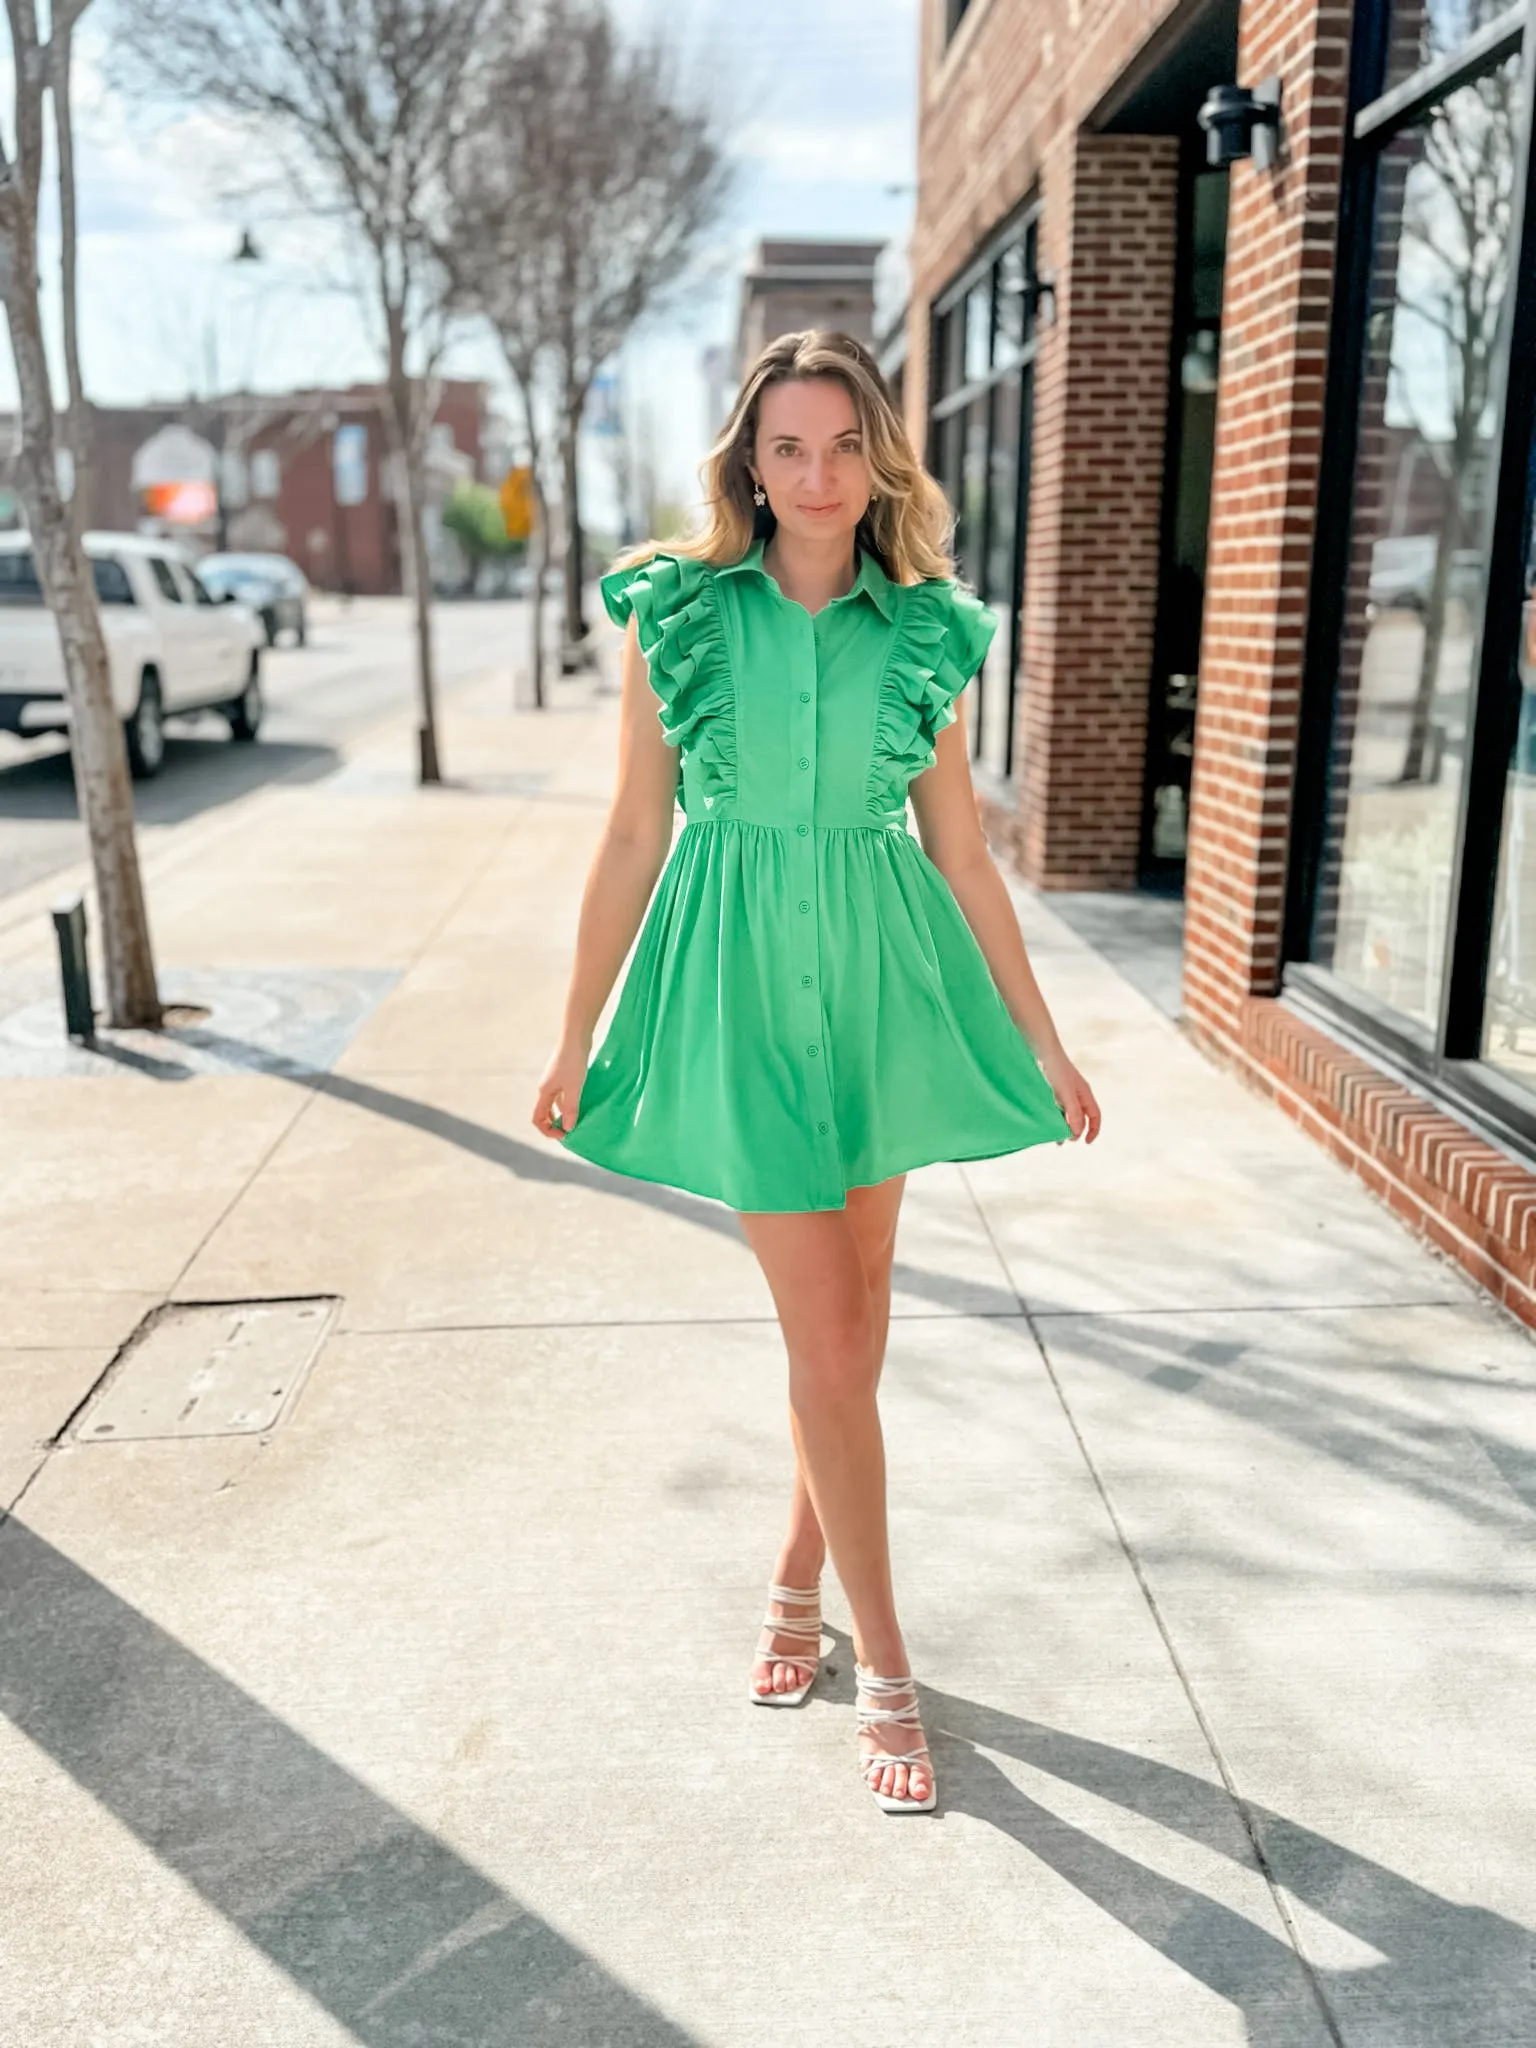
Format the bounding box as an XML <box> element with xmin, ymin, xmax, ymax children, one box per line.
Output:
<box><xmin>752</xmin><ymin>484</ymin><xmax>767</xmax><ymax>507</ymax></box>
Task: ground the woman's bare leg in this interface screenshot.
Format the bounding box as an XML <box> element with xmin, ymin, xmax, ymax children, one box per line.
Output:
<box><xmin>753</xmin><ymin>1178</ymin><xmax>905</xmax><ymax>1695</ymax></box>
<box><xmin>742</xmin><ymin>1179</ymin><xmax>929</xmax><ymax>1803</ymax></box>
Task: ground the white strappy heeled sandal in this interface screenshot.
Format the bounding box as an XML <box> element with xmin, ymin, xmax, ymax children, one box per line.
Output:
<box><xmin>749</xmin><ymin>1581</ymin><xmax>823</xmax><ymax>1706</ymax></box>
<box><xmin>855</xmin><ymin>1666</ymin><xmax>937</xmax><ymax>1813</ymax></box>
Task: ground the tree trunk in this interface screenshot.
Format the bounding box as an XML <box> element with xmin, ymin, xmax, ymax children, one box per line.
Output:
<box><xmin>52</xmin><ymin>20</ymin><xmax>94</xmax><ymax>533</ymax></box>
<box><xmin>529</xmin><ymin>471</ymin><xmax>551</xmax><ymax>711</ymax></box>
<box><xmin>510</xmin><ymin>368</ymin><xmax>547</xmax><ymax>711</ymax></box>
<box><xmin>1399</xmin><ymin>471</ymin><xmax>1465</xmax><ymax>786</ymax></box>
<box><xmin>384</xmin><ymin>302</ymin><xmax>443</xmax><ymax>784</ymax></box>
<box><xmin>1</xmin><ymin>227</ymin><xmax>161</xmax><ymax>1028</ymax></box>
<box><xmin>561</xmin><ymin>417</ymin><xmax>586</xmax><ymax>666</ymax></box>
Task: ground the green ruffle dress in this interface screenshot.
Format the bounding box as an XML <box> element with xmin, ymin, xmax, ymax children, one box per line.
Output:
<box><xmin>559</xmin><ymin>534</ymin><xmax>1070</xmax><ymax>1211</ymax></box>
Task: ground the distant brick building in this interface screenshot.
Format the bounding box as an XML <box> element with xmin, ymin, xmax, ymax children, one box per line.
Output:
<box><xmin>735</xmin><ymin>239</ymin><xmax>885</xmax><ymax>372</ymax></box>
<box><xmin>908</xmin><ymin>0</ymin><xmax>1536</xmax><ymax>1326</ymax></box>
<box><xmin>2</xmin><ymin>381</ymin><xmax>488</xmax><ymax>595</ymax></box>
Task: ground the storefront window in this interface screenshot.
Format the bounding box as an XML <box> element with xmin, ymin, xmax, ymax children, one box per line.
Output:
<box><xmin>1312</xmin><ymin>55</ymin><xmax>1519</xmax><ymax>1033</ymax></box>
<box><xmin>928</xmin><ymin>203</ymin><xmax>1040</xmax><ymax>781</ymax></box>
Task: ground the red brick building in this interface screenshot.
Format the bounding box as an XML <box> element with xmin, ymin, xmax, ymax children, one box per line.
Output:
<box><xmin>25</xmin><ymin>381</ymin><xmax>488</xmax><ymax>595</ymax></box>
<box><xmin>906</xmin><ymin>0</ymin><xmax>1536</xmax><ymax>1324</ymax></box>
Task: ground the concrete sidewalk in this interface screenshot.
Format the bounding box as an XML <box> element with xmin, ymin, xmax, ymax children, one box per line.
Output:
<box><xmin>1</xmin><ymin>635</ymin><xmax>1533</xmax><ymax>2047</ymax></box>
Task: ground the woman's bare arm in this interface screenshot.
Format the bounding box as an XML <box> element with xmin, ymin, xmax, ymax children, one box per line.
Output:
<box><xmin>909</xmin><ymin>700</ymin><xmax>1101</xmax><ymax>1141</ymax></box>
<box><xmin>532</xmin><ymin>611</ymin><xmax>679</xmax><ymax>1138</ymax></box>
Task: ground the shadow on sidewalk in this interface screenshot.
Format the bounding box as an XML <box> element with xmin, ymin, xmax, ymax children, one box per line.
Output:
<box><xmin>1030</xmin><ymin>1314</ymin><xmax>1536</xmax><ymax>1544</ymax></box>
<box><xmin>70</xmin><ymin>1016</ymin><xmax>1536</xmax><ymax>1533</ymax></box>
<box><xmin>813</xmin><ymin>1631</ymin><xmax>1534</xmax><ymax>2045</ymax></box>
<box><xmin>6</xmin><ymin>1521</ymin><xmax>1528</xmax><ymax>2044</ymax></box>
<box><xmin>0</xmin><ymin>1518</ymin><xmax>697</xmax><ymax>2048</ymax></box>
<box><xmin>132</xmin><ymin>1023</ymin><xmax>1027</xmax><ymax>1321</ymax></box>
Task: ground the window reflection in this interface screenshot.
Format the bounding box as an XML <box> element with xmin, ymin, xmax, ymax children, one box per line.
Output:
<box><xmin>1313</xmin><ymin>58</ymin><xmax>1518</xmax><ymax>1030</ymax></box>
<box><xmin>1384</xmin><ymin>0</ymin><xmax>1518</xmax><ymax>96</ymax></box>
<box><xmin>929</xmin><ymin>209</ymin><xmax>1039</xmax><ymax>781</ymax></box>
<box><xmin>964</xmin><ymin>280</ymin><xmax>992</xmax><ymax>383</ymax></box>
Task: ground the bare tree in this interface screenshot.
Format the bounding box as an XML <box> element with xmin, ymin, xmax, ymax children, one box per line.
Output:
<box><xmin>1</xmin><ymin>0</ymin><xmax>162</xmax><ymax>1025</ymax></box>
<box><xmin>115</xmin><ymin>0</ymin><xmax>512</xmax><ymax>784</ymax></box>
<box><xmin>443</xmin><ymin>0</ymin><xmax>735</xmax><ymax>675</ymax></box>
<box><xmin>441</xmin><ymin>105</ymin><xmax>563</xmax><ymax>706</ymax></box>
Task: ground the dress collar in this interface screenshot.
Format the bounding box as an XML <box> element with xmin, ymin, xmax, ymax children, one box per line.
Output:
<box><xmin>717</xmin><ymin>532</ymin><xmax>897</xmax><ymax>622</ymax></box>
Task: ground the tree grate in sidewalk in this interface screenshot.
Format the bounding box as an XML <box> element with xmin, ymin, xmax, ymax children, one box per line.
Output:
<box><xmin>0</xmin><ymin>966</ymin><xmax>397</xmax><ymax>1077</ymax></box>
<box><xmin>66</xmin><ymin>1297</ymin><xmax>340</xmax><ymax>1443</ymax></box>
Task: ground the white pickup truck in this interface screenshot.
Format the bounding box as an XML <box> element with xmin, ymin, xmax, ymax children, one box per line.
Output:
<box><xmin>0</xmin><ymin>530</ymin><xmax>264</xmax><ymax>778</ymax></box>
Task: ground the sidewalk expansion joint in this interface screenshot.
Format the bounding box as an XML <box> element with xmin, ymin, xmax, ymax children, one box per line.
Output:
<box><xmin>955</xmin><ymin>1162</ymin><xmax>1347</xmax><ymax>2045</ymax></box>
<box><xmin>1029</xmin><ymin>1315</ymin><xmax>1349</xmax><ymax>2048</ymax></box>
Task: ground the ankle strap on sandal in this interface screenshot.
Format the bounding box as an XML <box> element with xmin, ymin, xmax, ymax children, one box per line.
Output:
<box><xmin>854</xmin><ymin>1668</ymin><xmax>920</xmax><ymax>1718</ymax></box>
<box><xmin>766</xmin><ymin>1582</ymin><xmax>820</xmax><ymax>1604</ymax></box>
<box><xmin>854</xmin><ymin>1668</ymin><xmax>930</xmax><ymax>1771</ymax></box>
<box><xmin>856</xmin><ymin>1662</ymin><xmax>925</xmax><ymax>1744</ymax></box>
<box><xmin>761</xmin><ymin>1582</ymin><xmax>823</xmax><ymax>1645</ymax></box>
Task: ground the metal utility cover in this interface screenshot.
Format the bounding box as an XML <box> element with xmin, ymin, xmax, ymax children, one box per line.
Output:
<box><xmin>79</xmin><ymin>1299</ymin><xmax>337</xmax><ymax>1442</ymax></box>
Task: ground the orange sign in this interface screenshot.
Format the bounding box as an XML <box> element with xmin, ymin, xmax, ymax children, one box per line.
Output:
<box><xmin>498</xmin><ymin>466</ymin><xmax>535</xmax><ymax>540</ymax></box>
<box><xmin>141</xmin><ymin>480</ymin><xmax>218</xmax><ymax>524</ymax></box>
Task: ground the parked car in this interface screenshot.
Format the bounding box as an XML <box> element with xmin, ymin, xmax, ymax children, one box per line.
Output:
<box><xmin>198</xmin><ymin>551</ymin><xmax>309</xmax><ymax>646</ymax></box>
<box><xmin>0</xmin><ymin>531</ymin><xmax>264</xmax><ymax>777</ymax></box>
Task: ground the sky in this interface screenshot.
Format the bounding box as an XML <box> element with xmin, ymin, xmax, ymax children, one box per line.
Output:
<box><xmin>0</xmin><ymin>0</ymin><xmax>921</xmax><ymax>529</ymax></box>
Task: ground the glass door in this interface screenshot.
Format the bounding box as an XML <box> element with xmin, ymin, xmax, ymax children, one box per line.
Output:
<box><xmin>1144</xmin><ymin>160</ymin><xmax>1229</xmax><ymax>876</ymax></box>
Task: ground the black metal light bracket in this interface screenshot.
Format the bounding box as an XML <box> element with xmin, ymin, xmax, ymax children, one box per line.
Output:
<box><xmin>1197</xmin><ymin>75</ymin><xmax>1283</xmax><ymax>170</ymax></box>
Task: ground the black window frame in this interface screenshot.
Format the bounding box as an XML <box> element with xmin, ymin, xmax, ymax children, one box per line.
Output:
<box><xmin>926</xmin><ymin>195</ymin><xmax>1042</xmax><ymax>783</ymax></box>
<box><xmin>1285</xmin><ymin>0</ymin><xmax>1536</xmax><ymax>1160</ymax></box>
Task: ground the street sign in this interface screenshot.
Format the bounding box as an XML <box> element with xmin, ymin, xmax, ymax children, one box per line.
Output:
<box><xmin>584</xmin><ymin>373</ymin><xmax>621</xmax><ymax>436</ymax></box>
<box><xmin>499</xmin><ymin>465</ymin><xmax>535</xmax><ymax>539</ymax></box>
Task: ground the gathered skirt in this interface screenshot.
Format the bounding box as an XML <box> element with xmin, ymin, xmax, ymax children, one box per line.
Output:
<box><xmin>559</xmin><ymin>819</ymin><xmax>1070</xmax><ymax>1212</ymax></box>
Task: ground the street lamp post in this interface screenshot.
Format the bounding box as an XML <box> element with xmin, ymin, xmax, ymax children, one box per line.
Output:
<box><xmin>207</xmin><ymin>228</ymin><xmax>264</xmax><ymax>551</ymax></box>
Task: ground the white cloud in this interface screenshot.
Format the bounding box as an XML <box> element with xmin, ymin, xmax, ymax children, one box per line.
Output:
<box><xmin>734</xmin><ymin>115</ymin><xmax>915</xmax><ymax>186</ymax></box>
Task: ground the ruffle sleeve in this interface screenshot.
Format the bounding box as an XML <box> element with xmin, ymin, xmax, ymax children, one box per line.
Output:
<box><xmin>598</xmin><ymin>550</ymin><xmax>736</xmax><ymax>811</ymax></box>
<box><xmin>867</xmin><ymin>580</ymin><xmax>998</xmax><ymax>816</ymax></box>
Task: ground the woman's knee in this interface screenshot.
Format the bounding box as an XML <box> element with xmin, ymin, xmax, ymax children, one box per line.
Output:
<box><xmin>787</xmin><ymin>1307</ymin><xmax>880</xmax><ymax>1411</ymax></box>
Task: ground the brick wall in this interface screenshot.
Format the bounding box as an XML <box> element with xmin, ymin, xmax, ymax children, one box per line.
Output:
<box><xmin>1014</xmin><ymin>131</ymin><xmax>1179</xmax><ymax>886</ymax></box>
<box><xmin>909</xmin><ymin>0</ymin><xmax>1190</xmax><ymax>886</ymax></box>
<box><xmin>1180</xmin><ymin>0</ymin><xmax>1355</xmax><ymax>1038</ymax></box>
<box><xmin>1216</xmin><ymin>995</ymin><xmax>1536</xmax><ymax>1333</ymax></box>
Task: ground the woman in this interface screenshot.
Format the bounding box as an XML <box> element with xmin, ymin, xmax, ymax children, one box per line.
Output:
<box><xmin>534</xmin><ymin>329</ymin><xmax>1099</xmax><ymax>1814</ymax></box>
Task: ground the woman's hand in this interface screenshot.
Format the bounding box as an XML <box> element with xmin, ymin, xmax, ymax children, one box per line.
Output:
<box><xmin>533</xmin><ymin>1038</ymin><xmax>590</xmax><ymax>1141</ymax></box>
<box><xmin>1037</xmin><ymin>1044</ymin><xmax>1102</xmax><ymax>1143</ymax></box>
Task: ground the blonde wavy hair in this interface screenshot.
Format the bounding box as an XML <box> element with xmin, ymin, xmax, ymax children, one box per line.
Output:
<box><xmin>608</xmin><ymin>328</ymin><xmax>958</xmax><ymax>588</ymax></box>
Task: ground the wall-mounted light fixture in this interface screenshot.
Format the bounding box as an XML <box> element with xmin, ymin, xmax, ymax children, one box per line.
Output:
<box><xmin>1027</xmin><ymin>270</ymin><xmax>1058</xmax><ymax>330</ymax></box>
<box><xmin>1197</xmin><ymin>76</ymin><xmax>1282</xmax><ymax>170</ymax></box>
<box><xmin>1180</xmin><ymin>327</ymin><xmax>1220</xmax><ymax>395</ymax></box>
